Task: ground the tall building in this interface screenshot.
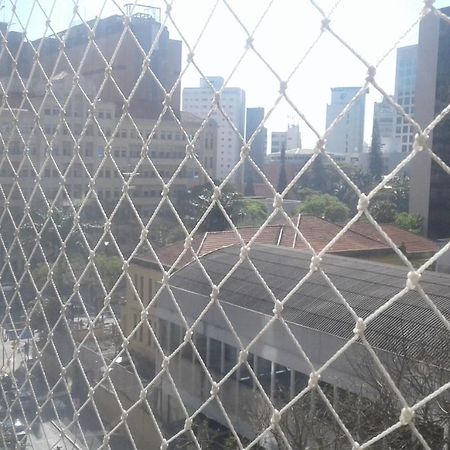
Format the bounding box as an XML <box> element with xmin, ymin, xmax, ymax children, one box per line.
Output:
<box><xmin>270</xmin><ymin>124</ymin><xmax>301</xmax><ymax>153</ymax></box>
<box><xmin>0</xmin><ymin>13</ymin><xmax>216</xmax><ymax>216</ymax></box>
<box><xmin>325</xmin><ymin>87</ymin><xmax>366</xmax><ymax>154</ymax></box>
<box><xmin>2</xmin><ymin>8</ymin><xmax>182</xmax><ymax>119</ymax></box>
<box><xmin>373</xmin><ymin>96</ymin><xmax>396</xmax><ymax>153</ymax></box>
<box><xmin>394</xmin><ymin>45</ymin><xmax>417</xmax><ymax>153</ymax></box>
<box><xmin>410</xmin><ymin>8</ymin><xmax>450</xmax><ymax>238</ymax></box>
<box><xmin>182</xmin><ymin>77</ymin><xmax>246</xmax><ymax>184</ymax></box>
<box><xmin>244</xmin><ymin>107</ymin><xmax>267</xmax><ymax>191</ymax></box>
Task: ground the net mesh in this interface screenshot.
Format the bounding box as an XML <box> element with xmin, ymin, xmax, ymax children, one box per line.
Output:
<box><xmin>0</xmin><ymin>0</ymin><xmax>450</xmax><ymax>449</ymax></box>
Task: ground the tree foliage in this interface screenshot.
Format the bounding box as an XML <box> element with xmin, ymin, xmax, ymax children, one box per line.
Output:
<box><xmin>369</xmin><ymin>199</ymin><xmax>397</xmax><ymax>223</ymax></box>
<box><xmin>176</xmin><ymin>182</ymin><xmax>245</xmax><ymax>232</ymax></box>
<box><xmin>395</xmin><ymin>212</ymin><xmax>424</xmax><ymax>234</ymax></box>
<box><xmin>297</xmin><ymin>194</ymin><xmax>349</xmax><ymax>223</ymax></box>
<box><xmin>237</xmin><ymin>199</ymin><xmax>268</xmax><ymax>226</ymax></box>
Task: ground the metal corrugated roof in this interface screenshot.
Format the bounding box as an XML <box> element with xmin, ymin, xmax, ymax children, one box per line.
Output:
<box><xmin>169</xmin><ymin>244</ymin><xmax>450</xmax><ymax>367</ymax></box>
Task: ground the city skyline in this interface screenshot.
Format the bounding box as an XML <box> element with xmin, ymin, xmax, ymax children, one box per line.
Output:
<box><xmin>5</xmin><ymin>0</ymin><xmax>450</xmax><ymax>148</ymax></box>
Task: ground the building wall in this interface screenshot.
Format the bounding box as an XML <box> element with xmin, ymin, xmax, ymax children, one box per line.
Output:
<box><xmin>244</xmin><ymin>107</ymin><xmax>267</xmax><ymax>187</ymax></box>
<box><xmin>183</xmin><ymin>77</ymin><xmax>246</xmax><ymax>185</ymax></box>
<box><xmin>410</xmin><ymin>8</ymin><xmax>450</xmax><ymax>238</ymax></box>
<box><xmin>121</xmin><ymin>267</ymin><xmax>394</xmax><ymax>441</ymax></box>
<box><xmin>32</xmin><ymin>15</ymin><xmax>181</xmax><ymax>119</ymax></box>
<box><xmin>0</xmin><ymin>84</ymin><xmax>216</xmax><ymax>215</ymax></box>
<box><xmin>270</xmin><ymin>124</ymin><xmax>301</xmax><ymax>154</ymax></box>
<box><xmin>394</xmin><ymin>45</ymin><xmax>417</xmax><ymax>154</ymax></box>
<box><xmin>325</xmin><ymin>87</ymin><xmax>366</xmax><ymax>154</ymax></box>
<box><xmin>373</xmin><ymin>97</ymin><xmax>397</xmax><ymax>153</ymax></box>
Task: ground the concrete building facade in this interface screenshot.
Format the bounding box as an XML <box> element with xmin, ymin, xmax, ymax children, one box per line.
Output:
<box><xmin>325</xmin><ymin>87</ymin><xmax>366</xmax><ymax>154</ymax></box>
<box><xmin>394</xmin><ymin>45</ymin><xmax>417</xmax><ymax>154</ymax></box>
<box><xmin>0</xmin><ymin>74</ymin><xmax>217</xmax><ymax>216</ymax></box>
<box><xmin>410</xmin><ymin>7</ymin><xmax>450</xmax><ymax>238</ymax></box>
<box><xmin>182</xmin><ymin>77</ymin><xmax>246</xmax><ymax>185</ymax></box>
<box><xmin>373</xmin><ymin>96</ymin><xmax>397</xmax><ymax>153</ymax></box>
<box><xmin>270</xmin><ymin>124</ymin><xmax>301</xmax><ymax>153</ymax></box>
<box><xmin>244</xmin><ymin>107</ymin><xmax>267</xmax><ymax>190</ymax></box>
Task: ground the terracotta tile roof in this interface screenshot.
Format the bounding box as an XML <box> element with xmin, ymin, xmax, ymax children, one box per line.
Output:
<box><xmin>289</xmin><ymin>215</ymin><xmax>389</xmax><ymax>253</ymax></box>
<box><xmin>349</xmin><ymin>221</ymin><xmax>438</xmax><ymax>256</ymax></box>
<box><xmin>135</xmin><ymin>215</ymin><xmax>412</xmax><ymax>270</ymax></box>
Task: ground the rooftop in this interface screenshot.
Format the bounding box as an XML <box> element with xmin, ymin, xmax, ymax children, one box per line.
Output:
<box><xmin>169</xmin><ymin>244</ymin><xmax>450</xmax><ymax>367</ymax></box>
<box><xmin>134</xmin><ymin>214</ymin><xmax>437</xmax><ymax>270</ymax></box>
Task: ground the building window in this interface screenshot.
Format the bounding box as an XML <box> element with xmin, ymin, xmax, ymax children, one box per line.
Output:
<box><xmin>208</xmin><ymin>338</ymin><xmax>222</xmax><ymax>375</ymax></box>
<box><xmin>158</xmin><ymin>319</ymin><xmax>168</xmax><ymax>352</ymax></box>
<box><xmin>169</xmin><ymin>323</ymin><xmax>182</xmax><ymax>353</ymax></box>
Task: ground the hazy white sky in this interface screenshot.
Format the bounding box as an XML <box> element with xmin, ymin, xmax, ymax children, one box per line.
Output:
<box><xmin>4</xmin><ymin>0</ymin><xmax>450</xmax><ymax>147</ymax></box>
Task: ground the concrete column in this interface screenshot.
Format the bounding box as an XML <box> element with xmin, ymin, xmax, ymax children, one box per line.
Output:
<box><xmin>290</xmin><ymin>369</ymin><xmax>295</xmax><ymax>400</ymax></box>
<box><xmin>270</xmin><ymin>361</ymin><xmax>276</xmax><ymax>401</ymax></box>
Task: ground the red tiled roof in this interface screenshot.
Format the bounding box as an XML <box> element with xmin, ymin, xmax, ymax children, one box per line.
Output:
<box><xmin>349</xmin><ymin>221</ymin><xmax>438</xmax><ymax>256</ymax></box>
<box><xmin>280</xmin><ymin>215</ymin><xmax>389</xmax><ymax>253</ymax></box>
<box><xmin>136</xmin><ymin>215</ymin><xmax>418</xmax><ymax>270</ymax></box>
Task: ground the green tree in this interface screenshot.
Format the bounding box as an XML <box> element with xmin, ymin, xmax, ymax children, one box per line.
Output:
<box><xmin>237</xmin><ymin>199</ymin><xmax>268</xmax><ymax>226</ymax></box>
<box><xmin>297</xmin><ymin>194</ymin><xmax>349</xmax><ymax>223</ymax></box>
<box><xmin>369</xmin><ymin>120</ymin><xmax>383</xmax><ymax>181</ymax></box>
<box><xmin>369</xmin><ymin>200</ymin><xmax>397</xmax><ymax>223</ymax></box>
<box><xmin>29</xmin><ymin>296</ymin><xmax>68</xmax><ymax>338</ymax></box>
<box><xmin>177</xmin><ymin>182</ymin><xmax>245</xmax><ymax>232</ymax></box>
<box><xmin>394</xmin><ymin>212</ymin><xmax>423</xmax><ymax>234</ymax></box>
<box><xmin>20</xmin><ymin>207</ymin><xmax>98</xmax><ymax>262</ymax></box>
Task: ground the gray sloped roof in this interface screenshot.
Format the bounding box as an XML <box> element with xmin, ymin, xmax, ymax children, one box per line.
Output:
<box><xmin>169</xmin><ymin>244</ymin><xmax>450</xmax><ymax>367</ymax></box>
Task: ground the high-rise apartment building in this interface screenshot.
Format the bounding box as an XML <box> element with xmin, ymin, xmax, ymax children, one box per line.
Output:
<box><xmin>410</xmin><ymin>7</ymin><xmax>450</xmax><ymax>238</ymax></box>
<box><xmin>182</xmin><ymin>77</ymin><xmax>246</xmax><ymax>184</ymax></box>
<box><xmin>325</xmin><ymin>87</ymin><xmax>366</xmax><ymax>154</ymax></box>
<box><xmin>2</xmin><ymin>9</ymin><xmax>182</xmax><ymax>119</ymax></box>
<box><xmin>394</xmin><ymin>45</ymin><xmax>417</xmax><ymax>153</ymax></box>
<box><xmin>373</xmin><ymin>97</ymin><xmax>396</xmax><ymax>153</ymax></box>
<box><xmin>270</xmin><ymin>124</ymin><xmax>301</xmax><ymax>153</ymax></box>
<box><xmin>0</xmin><ymin>13</ymin><xmax>216</xmax><ymax>216</ymax></box>
<box><xmin>244</xmin><ymin>107</ymin><xmax>267</xmax><ymax>190</ymax></box>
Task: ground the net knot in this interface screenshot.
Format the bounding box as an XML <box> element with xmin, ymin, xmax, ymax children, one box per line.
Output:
<box><xmin>357</xmin><ymin>194</ymin><xmax>369</xmax><ymax>212</ymax></box>
<box><xmin>210</xmin><ymin>285</ymin><xmax>219</xmax><ymax>301</ymax></box>
<box><xmin>210</xmin><ymin>382</ymin><xmax>219</xmax><ymax>396</ymax></box>
<box><xmin>273</xmin><ymin>193</ymin><xmax>283</xmax><ymax>209</ymax></box>
<box><xmin>239</xmin><ymin>349</ymin><xmax>248</xmax><ymax>363</ymax></box>
<box><xmin>240</xmin><ymin>144</ymin><xmax>251</xmax><ymax>159</ymax></box>
<box><xmin>245</xmin><ymin>37</ymin><xmax>254</xmax><ymax>50</ymax></box>
<box><xmin>321</xmin><ymin>18</ymin><xmax>331</xmax><ymax>31</ymax></box>
<box><xmin>184</xmin><ymin>235</ymin><xmax>193</xmax><ymax>250</ymax></box>
<box><xmin>308</xmin><ymin>372</ymin><xmax>320</xmax><ymax>389</ymax></box>
<box><xmin>310</xmin><ymin>255</ymin><xmax>322</xmax><ymax>272</ymax></box>
<box><xmin>407</xmin><ymin>271</ymin><xmax>421</xmax><ymax>290</ymax></box>
<box><xmin>273</xmin><ymin>299</ymin><xmax>284</xmax><ymax>318</ymax></box>
<box><xmin>186</xmin><ymin>143</ymin><xmax>195</xmax><ymax>157</ymax></box>
<box><xmin>279</xmin><ymin>80</ymin><xmax>288</xmax><ymax>95</ymax></box>
<box><xmin>271</xmin><ymin>409</ymin><xmax>281</xmax><ymax>426</ymax></box>
<box><xmin>239</xmin><ymin>245</ymin><xmax>249</xmax><ymax>261</ymax></box>
<box><xmin>212</xmin><ymin>186</ymin><xmax>221</xmax><ymax>201</ymax></box>
<box><xmin>400</xmin><ymin>407</ymin><xmax>415</xmax><ymax>425</ymax></box>
<box><xmin>353</xmin><ymin>317</ymin><xmax>366</xmax><ymax>336</ymax></box>
<box><xmin>184</xmin><ymin>417</ymin><xmax>192</xmax><ymax>431</ymax></box>
<box><xmin>366</xmin><ymin>66</ymin><xmax>376</xmax><ymax>82</ymax></box>
<box><xmin>413</xmin><ymin>133</ymin><xmax>428</xmax><ymax>152</ymax></box>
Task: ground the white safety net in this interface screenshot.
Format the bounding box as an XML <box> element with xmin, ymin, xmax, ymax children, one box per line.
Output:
<box><xmin>0</xmin><ymin>0</ymin><xmax>450</xmax><ymax>449</ymax></box>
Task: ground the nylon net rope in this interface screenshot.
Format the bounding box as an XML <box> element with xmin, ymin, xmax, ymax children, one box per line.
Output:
<box><xmin>0</xmin><ymin>0</ymin><xmax>450</xmax><ymax>449</ymax></box>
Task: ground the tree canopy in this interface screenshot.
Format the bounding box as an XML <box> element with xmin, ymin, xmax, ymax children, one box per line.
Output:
<box><xmin>296</xmin><ymin>194</ymin><xmax>349</xmax><ymax>223</ymax></box>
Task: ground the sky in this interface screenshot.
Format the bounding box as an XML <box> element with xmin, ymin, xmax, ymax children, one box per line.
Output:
<box><xmin>3</xmin><ymin>0</ymin><xmax>450</xmax><ymax>148</ymax></box>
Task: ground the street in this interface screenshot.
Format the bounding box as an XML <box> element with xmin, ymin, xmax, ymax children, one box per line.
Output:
<box><xmin>0</xmin><ymin>333</ymin><xmax>133</xmax><ymax>450</ymax></box>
